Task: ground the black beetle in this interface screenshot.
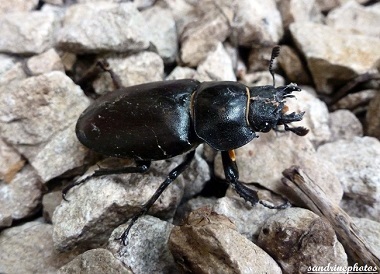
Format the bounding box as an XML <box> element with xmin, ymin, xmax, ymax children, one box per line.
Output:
<box><xmin>63</xmin><ymin>46</ymin><xmax>308</xmax><ymax>245</ymax></box>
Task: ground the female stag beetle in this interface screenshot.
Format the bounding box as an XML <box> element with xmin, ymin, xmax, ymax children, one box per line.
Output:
<box><xmin>63</xmin><ymin>46</ymin><xmax>308</xmax><ymax>245</ymax></box>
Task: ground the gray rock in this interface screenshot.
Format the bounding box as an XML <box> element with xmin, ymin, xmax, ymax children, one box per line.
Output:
<box><xmin>318</xmin><ymin>137</ymin><xmax>380</xmax><ymax>221</ymax></box>
<box><xmin>60</xmin><ymin>52</ymin><xmax>77</xmax><ymax>72</ymax></box>
<box><xmin>166</xmin><ymin>66</ymin><xmax>199</xmax><ymax>80</ymax></box>
<box><xmin>0</xmin><ymin>220</ymin><xmax>83</xmax><ymax>273</ymax></box>
<box><xmin>0</xmin><ymin>61</ymin><xmax>28</xmax><ymax>87</ymax></box>
<box><xmin>0</xmin><ymin>137</ymin><xmax>25</xmax><ymax>183</ymax></box>
<box><xmin>0</xmin><ymin>0</ymin><xmax>39</xmax><ymax>15</ymax></box>
<box><xmin>26</xmin><ymin>48</ymin><xmax>65</xmax><ymax>76</ymax></box>
<box><xmin>108</xmin><ymin>216</ymin><xmax>177</xmax><ymax>274</ymax></box>
<box><xmin>53</xmin><ymin>152</ymin><xmax>208</xmax><ymax>251</ymax></box>
<box><xmin>42</xmin><ymin>191</ymin><xmax>63</xmax><ymax>223</ymax></box>
<box><xmin>327</xmin><ymin>1</ymin><xmax>380</xmax><ymax>37</ymax></box>
<box><xmin>169</xmin><ymin>208</ymin><xmax>282</xmax><ymax>274</ymax></box>
<box><xmin>56</xmin><ymin>3</ymin><xmax>150</xmax><ymax>53</ymax></box>
<box><xmin>31</xmin><ymin>123</ymin><xmax>89</xmax><ymax>182</ymax></box>
<box><xmin>93</xmin><ymin>51</ymin><xmax>164</xmax><ymax>94</ymax></box>
<box><xmin>329</xmin><ymin>109</ymin><xmax>363</xmax><ymax>141</ymax></box>
<box><xmin>212</xmin><ymin>195</ymin><xmax>282</xmax><ymax>242</ymax></box>
<box><xmin>224</xmin><ymin>42</ymin><xmax>247</xmax><ymax>78</ymax></box>
<box><xmin>196</xmin><ymin>42</ymin><xmax>236</xmax><ymax>82</ymax></box>
<box><xmin>53</xmin><ymin>171</ymin><xmax>178</xmax><ymax>251</ymax></box>
<box><xmin>0</xmin><ymin>71</ymin><xmax>91</xmax><ymax>182</ymax></box>
<box><xmin>315</xmin><ymin>0</ymin><xmax>370</xmax><ymax>12</ymax></box>
<box><xmin>59</xmin><ymin>248</ymin><xmax>131</xmax><ymax>274</ymax></box>
<box><xmin>0</xmin><ymin>166</ymin><xmax>42</xmax><ymax>228</ymax></box>
<box><xmin>290</xmin><ymin>22</ymin><xmax>380</xmax><ymax>93</ymax></box>
<box><xmin>174</xmin><ymin>196</ymin><xmax>218</xmax><ymax>224</ymax></box>
<box><xmin>314</xmin><ymin>0</ymin><xmax>341</xmax><ymax>12</ymax></box>
<box><xmin>75</xmin><ymin>0</ymin><xmax>122</xmax><ymax>3</ymax></box>
<box><xmin>0</xmin><ymin>214</ymin><xmax>12</xmax><ymax>228</ymax></box>
<box><xmin>234</xmin><ymin>0</ymin><xmax>283</xmax><ymax>46</ymax></box>
<box><xmin>258</xmin><ymin>208</ymin><xmax>348</xmax><ymax>274</ymax></box>
<box><xmin>277</xmin><ymin>0</ymin><xmax>323</xmax><ymax>30</ymax></box>
<box><xmin>157</xmin><ymin>0</ymin><xmax>196</xmax><ymax>36</ymax></box>
<box><xmin>0</xmin><ymin>11</ymin><xmax>58</xmax><ymax>54</ymax></box>
<box><xmin>277</xmin><ymin>45</ymin><xmax>312</xmax><ymax>85</ymax></box>
<box><xmin>352</xmin><ymin>217</ymin><xmax>380</xmax><ymax>259</ymax></box>
<box><xmin>0</xmin><ymin>71</ymin><xmax>88</xmax><ymax>146</ymax></box>
<box><xmin>366</xmin><ymin>90</ymin><xmax>380</xmax><ymax>139</ymax></box>
<box><xmin>179</xmin><ymin>3</ymin><xmax>230</xmax><ymax>67</ymax></box>
<box><xmin>174</xmin><ymin>193</ymin><xmax>281</xmax><ymax>242</ymax></box>
<box><xmin>134</xmin><ymin>0</ymin><xmax>156</xmax><ymax>10</ymax></box>
<box><xmin>333</xmin><ymin>89</ymin><xmax>377</xmax><ymax>111</ymax></box>
<box><xmin>44</xmin><ymin>0</ymin><xmax>64</xmax><ymax>5</ymax></box>
<box><xmin>0</xmin><ymin>54</ymin><xmax>17</xmax><ymax>76</ymax></box>
<box><xmin>318</xmin><ymin>137</ymin><xmax>380</xmax><ymax>203</ymax></box>
<box><xmin>182</xmin><ymin>146</ymin><xmax>211</xmax><ymax>199</ymax></box>
<box><xmin>141</xmin><ymin>6</ymin><xmax>178</xmax><ymax>63</ymax></box>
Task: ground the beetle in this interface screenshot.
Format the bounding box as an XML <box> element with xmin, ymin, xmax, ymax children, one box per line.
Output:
<box><xmin>63</xmin><ymin>46</ymin><xmax>308</xmax><ymax>245</ymax></box>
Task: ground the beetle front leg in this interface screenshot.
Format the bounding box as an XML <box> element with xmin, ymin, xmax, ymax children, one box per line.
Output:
<box><xmin>221</xmin><ymin>150</ymin><xmax>260</xmax><ymax>205</ymax></box>
<box><xmin>221</xmin><ymin>150</ymin><xmax>289</xmax><ymax>209</ymax></box>
<box><xmin>62</xmin><ymin>160</ymin><xmax>151</xmax><ymax>201</ymax></box>
<box><xmin>116</xmin><ymin>150</ymin><xmax>196</xmax><ymax>245</ymax></box>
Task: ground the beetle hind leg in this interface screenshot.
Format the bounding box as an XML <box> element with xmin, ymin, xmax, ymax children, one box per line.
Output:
<box><xmin>221</xmin><ymin>150</ymin><xmax>289</xmax><ymax>209</ymax></box>
<box><xmin>61</xmin><ymin>160</ymin><xmax>151</xmax><ymax>201</ymax></box>
<box><xmin>116</xmin><ymin>150</ymin><xmax>196</xmax><ymax>245</ymax></box>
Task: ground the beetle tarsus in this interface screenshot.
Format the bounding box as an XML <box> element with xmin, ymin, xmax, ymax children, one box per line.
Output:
<box><xmin>221</xmin><ymin>150</ymin><xmax>261</xmax><ymax>204</ymax></box>
<box><xmin>61</xmin><ymin>177</ymin><xmax>89</xmax><ymax>202</ymax></box>
<box><xmin>115</xmin><ymin>215</ymin><xmax>140</xmax><ymax>246</ymax></box>
<box><xmin>221</xmin><ymin>150</ymin><xmax>291</xmax><ymax>209</ymax></box>
<box><xmin>61</xmin><ymin>161</ymin><xmax>151</xmax><ymax>201</ymax></box>
<box><xmin>284</xmin><ymin>124</ymin><xmax>309</xmax><ymax>136</ymax></box>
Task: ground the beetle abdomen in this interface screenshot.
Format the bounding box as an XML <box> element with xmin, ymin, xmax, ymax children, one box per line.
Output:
<box><xmin>76</xmin><ymin>80</ymin><xmax>201</xmax><ymax>160</ymax></box>
<box><xmin>193</xmin><ymin>81</ymin><xmax>256</xmax><ymax>151</ymax></box>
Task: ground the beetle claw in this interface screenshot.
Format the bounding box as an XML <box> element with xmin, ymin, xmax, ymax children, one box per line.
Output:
<box><xmin>284</xmin><ymin>124</ymin><xmax>309</xmax><ymax>136</ymax></box>
<box><xmin>62</xmin><ymin>192</ymin><xmax>70</xmax><ymax>202</ymax></box>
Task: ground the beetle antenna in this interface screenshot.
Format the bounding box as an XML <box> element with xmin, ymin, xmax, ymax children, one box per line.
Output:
<box><xmin>269</xmin><ymin>45</ymin><xmax>281</xmax><ymax>87</ymax></box>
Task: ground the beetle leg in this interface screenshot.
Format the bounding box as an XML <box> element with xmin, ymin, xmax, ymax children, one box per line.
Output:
<box><xmin>221</xmin><ymin>150</ymin><xmax>259</xmax><ymax>205</ymax></box>
<box><xmin>116</xmin><ymin>150</ymin><xmax>196</xmax><ymax>245</ymax></box>
<box><xmin>221</xmin><ymin>150</ymin><xmax>290</xmax><ymax>209</ymax></box>
<box><xmin>62</xmin><ymin>160</ymin><xmax>151</xmax><ymax>201</ymax></box>
<box><xmin>96</xmin><ymin>60</ymin><xmax>123</xmax><ymax>89</ymax></box>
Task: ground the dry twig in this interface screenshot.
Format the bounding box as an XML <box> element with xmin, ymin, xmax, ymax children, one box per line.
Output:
<box><xmin>282</xmin><ymin>166</ymin><xmax>380</xmax><ymax>268</ymax></box>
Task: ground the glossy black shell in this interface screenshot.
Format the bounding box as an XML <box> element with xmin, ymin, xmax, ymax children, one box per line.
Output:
<box><xmin>76</xmin><ymin>80</ymin><xmax>201</xmax><ymax>160</ymax></box>
<box><xmin>76</xmin><ymin>79</ymin><xmax>257</xmax><ymax>161</ymax></box>
<box><xmin>193</xmin><ymin>81</ymin><xmax>256</xmax><ymax>150</ymax></box>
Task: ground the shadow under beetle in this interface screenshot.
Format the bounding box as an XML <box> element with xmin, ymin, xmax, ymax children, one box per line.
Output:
<box><xmin>63</xmin><ymin>46</ymin><xmax>308</xmax><ymax>245</ymax></box>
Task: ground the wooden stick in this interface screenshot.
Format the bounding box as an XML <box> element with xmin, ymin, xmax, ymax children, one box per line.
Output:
<box><xmin>282</xmin><ymin>166</ymin><xmax>380</xmax><ymax>268</ymax></box>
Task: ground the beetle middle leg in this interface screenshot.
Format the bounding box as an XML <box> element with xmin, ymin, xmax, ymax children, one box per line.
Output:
<box><xmin>75</xmin><ymin>59</ymin><xmax>123</xmax><ymax>95</ymax></box>
<box><xmin>221</xmin><ymin>150</ymin><xmax>289</xmax><ymax>209</ymax></box>
<box><xmin>62</xmin><ymin>160</ymin><xmax>151</xmax><ymax>201</ymax></box>
<box><xmin>116</xmin><ymin>150</ymin><xmax>196</xmax><ymax>245</ymax></box>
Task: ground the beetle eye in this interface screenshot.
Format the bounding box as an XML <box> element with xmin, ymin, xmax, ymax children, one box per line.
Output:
<box><xmin>260</xmin><ymin>121</ymin><xmax>273</xmax><ymax>132</ymax></box>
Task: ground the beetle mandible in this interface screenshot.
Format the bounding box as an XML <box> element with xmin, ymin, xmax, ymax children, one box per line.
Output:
<box><xmin>63</xmin><ymin>46</ymin><xmax>308</xmax><ymax>245</ymax></box>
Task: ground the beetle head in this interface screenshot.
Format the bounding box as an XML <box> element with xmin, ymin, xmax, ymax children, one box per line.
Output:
<box><xmin>248</xmin><ymin>84</ymin><xmax>309</xmax><ymax>136</ymax></box>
